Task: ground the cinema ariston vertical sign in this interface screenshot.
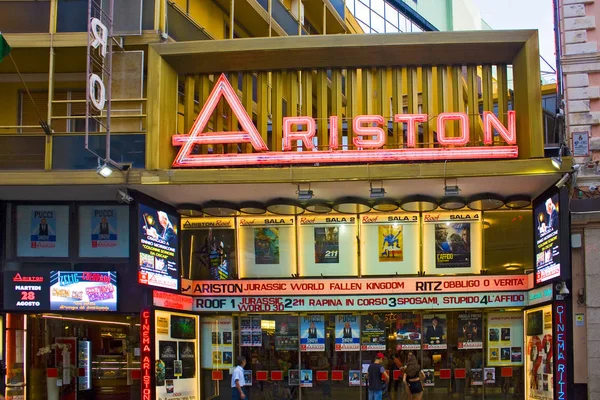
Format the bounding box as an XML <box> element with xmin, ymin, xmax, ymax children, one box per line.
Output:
<box><xmin>172</xmin><ymin>74</ymin><xmax>518</xmax><ymax>168</ymax></box>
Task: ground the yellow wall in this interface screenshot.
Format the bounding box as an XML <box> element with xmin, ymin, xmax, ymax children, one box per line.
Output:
<box><xmin>189</xmin><ymin>1</ymin><xmax>226</xmax><ymax>40</ymax></box>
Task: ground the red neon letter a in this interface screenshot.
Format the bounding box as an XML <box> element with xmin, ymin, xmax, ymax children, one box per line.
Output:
<box><xmin>172</xmin><ymin>74</ymin><xmax>268</xmax><ymax>167</ymax></box>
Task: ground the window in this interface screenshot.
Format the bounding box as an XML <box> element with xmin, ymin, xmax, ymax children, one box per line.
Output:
<box><xmin>0</xmin><ymin>1</ymin><xmax>50</xmax><ymax>33</ymax></box>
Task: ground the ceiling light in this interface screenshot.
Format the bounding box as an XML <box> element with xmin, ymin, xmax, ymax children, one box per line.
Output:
<box><xmin>176</xmin><ymin>203</ymin><xmax>203</xmax><ymax>216</ymax></box>
<box><xmin>505</xmin><ymin>195</ymin><xmax>531</xmax><ymax>209</ymax></box>
<box><xmin>239</xmin><ymin>201</ymin><xmax>267</xmax><ymax>215</ymax></box>
<box><xmin>97</xmin><ymin>162</ymin><xmax>113</xmax><ymax>178</ymax></box>
<box><xmin>332</xmin><ymin>197</ymin><xmax>371</xmax><ymax>214</ymax></box>
<box><xmin>201</xmin><ymin>200</ymin><xmax>240</xmax><ymax>217</ymax></box>
<box><xmin>444</xmin><ymin>185</ymin><xmax>461</xmax><ymax>196</ymax></box>
<box><xmin>466</xmin><ymin>193</ymin><xmax>505</xmax><ymax>211</ymax></box>
<box><xmin>369</xmin><ymin>181</ymin><xmax>386</xmax><ymax>198</ymax></box>
<box><xmin>266</xmin><ymin>199</ymin><xmax>305</xmax><ymax>215</ymax></box>
<box><xmin>296</xmin><ymin>184</ymin><xmax>314</xmax><ymax>201</ymax></box>
<box><xmin>305</xmin><ymin>200</ymin><xmax>333</xmax><ymax>213</ymax></box>
<box><xmin>400</xmin><ymin>195</ymin><xmax>438</xmax><ymax>212</ymax></box>
<box><xmin>372</xmin><ymin>198</ymin><xmax>399</xmax><ymax>212</ymax></box>
<box><xmin>551</xmin><ymin>156</ymin><xmax>562</xmax><ymax>169</ymax></box>
<box><xmin>438</xmin><ymin>196</ymin><xmax>466</xmax><ymax>210</ymax></box>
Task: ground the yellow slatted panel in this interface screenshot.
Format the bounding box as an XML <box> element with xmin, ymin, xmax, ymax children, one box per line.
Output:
<box><xmin>407</xmin><ymin>67</ymin><xmax>418</xmax><ymax>114</ymax></box>
<box><xmin>362</xmin><ymin>68</ymin><xmax>373</xmax><ymax>115</ymax></box>
<box><xmin>421</xmin><ymin>66</ymin><xmax>434</xmax><ymax>147</ymax></box>
<box><xmin>451</xmin><ymin>66</ymin><xmax>464</xmax><ymax>137</ymax></box>
<box><xmin>184</xmin><ymin>75</ymin><xmax>195</xmax><ymax>135</ymax></box>
<box><xmin>288</xmin><ymin>71</ymin><xmax>300</xmax><ymax>150</ymax></box>
<box><xmin>391</xmin><ymin>67</ymin><xmax>403</xmax><ymax>146</ymax></box>
<box><xmin>376</xmin><ymin>68</ymin><xmax>388</xmax><ymax>147</ymax></box>
<box><xmin>257</xmin><ymin>72</ymin><xmax>269</xmax><ymax>151</ymax></box>
<box><xmin>482</xmin><ymin>65</ymin><xmax>493</xmax><ymax>113</ymax></box>
<box><xmin>331</xmin><ymin>69</ymin><xmax>343</xmax><ymax>149</ymax></box>
<box><xmin>197</xmin><ymin>75</ymin><xmax>211</xmax><ymax>154</ymax></box>
<box><xmin>316</xmin><ymin>69</ymin><xmax>328</xmax><ymax>149</ymax></box>
<box><xmin>497</xmin><ymin>65</ymin><xmax>509</xmax><ymax>145</ymax></box>
<box><xmin>435</xmin><ymin>66</ymin><xmax>447</xmax><ymax>144</ymax></box>
<box><xmin>228</xmin><ymin>73</ymin><xmax>240</xmax><ymax>153</ymax></box>
<box><xmin>241</xmin><ymin>73</ymin><xmax>254</xmax><ymax>153</ymax></box>
<box><xmin>466</xmin><ymin>65</ymin><xmax>479</xmax><ymax>144</ymax></box>
<box><xmin>272</xmin><ymin>71</ymin><xmax>284</xmax><ymax>151</ymax></box>
<box><xmin>346</xmin><ymin>69</ymin><xmax>358</xmax><ymax>148</ymax></box>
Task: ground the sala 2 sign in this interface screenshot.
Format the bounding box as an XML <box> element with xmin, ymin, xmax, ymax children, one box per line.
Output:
<box><xmin>172</xmin><ymin>74</ymin><xmax>518</xmax><ymax>168</ymax></box>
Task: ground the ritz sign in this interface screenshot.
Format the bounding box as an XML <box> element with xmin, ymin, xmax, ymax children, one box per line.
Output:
<box><xmin>172</xmin><ymin>74</ymin><xmax>518</xmax><ymax>167</ymax></box>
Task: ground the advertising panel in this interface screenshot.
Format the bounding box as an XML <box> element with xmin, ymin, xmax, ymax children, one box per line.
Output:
<box><xmin>533</xmin><ymin>190</ymin><xmax>561</xmax><ymax>284</ymax></box>
<box><xmin>360</xmin><ymin>213</ymin><xmax>420</xmax><ymax>275</ymax></box>
<box><xmin>240</xmin><ymin>316</ymin><xmax>262</xmax><ymax>347</ymax></box>
<box><xmin>361</xmin><ymin>313</ymin><xmax>386</xmax><ymax>351</ymax></box>
<box><xmin>300</xmin><ymin>315</ymin><xmax>325</xmax><ymax>351</ymax></box>
<box><xmin>3</xmin><ymin>270</ymin><xmax>50</xmax><ymax>311</ymax></box>
<box><xmin>16</xmin><ymin>205</ymin><xmax>70</xmax><ymax>257</ymax></box>
<box><xmin>422</xmin><ymin>211</ymin><xmax>482</xmax><ymax>274</ymax></box>
<box><xmin>138</xmin><ymin>204</ymin><xmax>180</xmax><ymax>291</ymax></box>
<box><xmin>275</xmin><ymin>316</ymin><xmax>299</xmax><ymax>351</ymax></box>
<box><xmin>155</xmin><ymin>310</ymin><xmax>199</xmax><ymax>399</ymax></box>
<box><xmin>423</xmin><ymin>314</ymin><xmax>447</xmax><ymax>350</ymax></box>
<box><xmin>297</xmin><ymin>215</ymin><xmax>358</xmax><ymax>276</ymax></box>
<box><xmin>50</xmin><ymin>271</ymin><xmax>117</xmax><ymax>311</ymax></box>
<box><xmin>394</xmin><ymin>312</ymin><xmax>422</xmax><ymax>350</ymax></box>
<box><xmin>335</xmin><ymin>315</ymin><xmax>360</xmax><ymax>351</ymax></box>
<box><xmin>78</xmin><ymin>205</ymin><xmax>129</xmax><ymax>258</ymax></box>
<box><xmin>487</xmin><ymin>312</ymin><xmax>524</xmax><ymax>366</ymax></box>
<box><xmin>200</xmin><ymin>316</ymin><xmax>233</xmax><ymax>370</ymax></box>
<box><xmin>525</xmin><ymin>305</ymin><xmax>554</xmax><ymax>400</ymax></box>
<box><xmin>193</xmin><ymin>292</ymin><xmax>526</xmax><ymax>313</ymax></box>
<box><xmin>238</xmin><ymin>217</ymin><xmax>295</xmax><ymax>278</ymax></box>
<box><xmin>457</xmin><ymin>313</ymin><xmax>483</xmax><ymax>349</ymax></box>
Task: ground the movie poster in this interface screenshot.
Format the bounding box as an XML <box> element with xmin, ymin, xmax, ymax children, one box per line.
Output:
<box><xmin>361</xmin><ymin>313</ymin><xmax>386</xmax><ymax>351</ymax></box>
<box><xmin>349</xmin><ymin>370</ymin><xmax>361</xmax><ymax>386</ymax></box>
<box><xmin>300</xmin><ymin>369</ymin><xmax>313</xmax><ymax>387</ymax></box>
<box><xmin>254</xmin><ymin>227</ymin><xmax>280</xmax><ymax>264</ymax></box>
<box><xmin>534</xmin><ymin>192</ymin><xmax>561</xmax><ymax>284</ymax></box>
<box><xmin>471</xmin><ymin>369</ymin><xmax>483</xmax><ymax>386</ymax></box>
<box><xmin>457</xmin><ymin>313</ymin><xmax>483</xmax><ymax>349</ymax></box>
<box><xmin>315</xmin><ymin>227</ymin><xmax>340</xmax><ymax>263</ymax></box>
<box><xmin>395</xmin><ymin>312</ymin><xmax>422</xmax><ymax>350</ymax></box>
<box><xmin>423</xmin><ymin>314</ymin><xmax>447</xmax><ymax>350</ymax></box>
<box><xmin>335</xmin><ymin>315</ymin><xmax>360</xmax><ymax>351</ymax></box>
<box><xmin>201</xmin><ymin>316</ymin><xmax>233</xmax><ymax>369</ymax></box>
<box><xmin>484</xmin><ymin>368</ymin><xmax>495</xmax><ymax>384</ymax></box>
<box><xmin>159</xmin><ymin>341</ymin><xmax>178</xmax><ymax>379</ymax></box>
<box><xmin>241</xmin><ymin>316</ymin><xmax>262</xmax><ymax>347</ymax></box>
<box><xmin>289</xmin><ymin>370</ymin><xmax>300</xmax><ymax>386</ymax></box>
<box><xmin>526</xmin><ymin>307</ymin><xmax>553</xmax><ymax>399</ymax></box>
<box><xmin>138</xmin><ymin>204</ymin><xmax>179</xmax><ymax>291</ymax></box>
<box><xmin>79</xmin><ymin>206</ymin><xmax>129</xmax><ymax>258</ymax></box>
<box><xmin>275</xmin><ymin>317</ymin><xmax>299</xmax><ymax>351</ymax></box>
<box><xmin>423</xmin><ymin>369</ymin><xmax>435</xmax><ymax>387</ymax></box>
<box><xmin>300</xmin><ymin>315</ymin><xmax>325</xmax><ymax>351</ymax></box>
<box><xmin>435</xmin><ymin>223</ymin><xmax>471</xmax><ymax>268</ymax></box>
<box><xmin>178</xmin><ymin>342</ymin><xmax>196</xmax><ymax>379</ymax></box>
<box><xmin>17</xmin><ymin>205</ymin><xmax>70</xmax><ymax>257</ymax></box>
<box><xmin>378</xmin><ymin>225</ymin><xmax>403</xmax><ymax>261</ymax></box>
<box><xmin>185</xmin><ymin>224</ymin><xmax>236</xmax><ymax>280</ymax></box>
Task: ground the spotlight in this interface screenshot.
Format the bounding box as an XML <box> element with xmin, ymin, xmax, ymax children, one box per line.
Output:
<box><xmin>296</xmin><ymin>184</ymin><xmax>314</xmax><ymax>201</ymax></box>
<box><xmin>97</xmin><ymin>161</ymin><xmax>113</xmax><ymax>178</ymax></box>
<box><xmin>551</xmin><ymin>156</ymin><xmax>562</xmax><ymax>169</ymax></box>
<box><xmin>369</xmin><ymin>182</ymin><xmax>386</xmax><ymax>198</ymax></box>
<box><xmin>444</xmin><ymin>185</ymin><xmax>461</xmax><ymax>196</ymax></box>
<box><xmin>556</xmin><ymin>281</ymin><xmax>570</xmax><ymax>296</ymax></box>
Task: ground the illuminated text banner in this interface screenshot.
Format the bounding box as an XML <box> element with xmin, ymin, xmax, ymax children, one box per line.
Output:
<box><xmin>182</xmin><ymin>275</ymin><xmax>530</xmax><ymax>296</ymax></box>
<box><xmin>192</xmin><ymin>292</ymin><xmax>526</xmax><ymax>313</ymax></box>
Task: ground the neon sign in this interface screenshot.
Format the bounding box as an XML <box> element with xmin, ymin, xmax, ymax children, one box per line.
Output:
<box><xmin>555</xmin><ymin>302</ymin><xmax>567</xmax><ymax>399</ymax></box>
<box><xmin>141</xmin><ymin>308</ymin><xmax>152</xmax><ymax>400</ymax></box>
<box><xmin>172</xmin><ymin>74</ymin><xmax>518</xmax><ymax>168</ymax></box>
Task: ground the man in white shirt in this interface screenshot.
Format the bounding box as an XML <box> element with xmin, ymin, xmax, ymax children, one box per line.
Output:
<box><xmin>231</xmin><ymin>356</ymin><xmax>247</xmax><ymax>400</ymax></box>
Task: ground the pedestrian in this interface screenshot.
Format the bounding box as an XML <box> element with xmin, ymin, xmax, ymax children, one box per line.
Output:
<box><xmin>232</xmin><ymin>356</ymin><xmax>247</xmax><ymax>400</ymax></box>
<box><xmin>368</xmin><ymin>352</ymin><xmax>389</xmax><ymax>400</ymax></box>
<box><xmin>403</xmin><ymin>353</ymin><xmax>425</xmax><ymax>400</ymax></box>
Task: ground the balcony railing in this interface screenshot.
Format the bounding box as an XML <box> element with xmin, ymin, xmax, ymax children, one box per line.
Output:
<box><xmin>256</xmin><ymin>0</ymin><xmax>307</xmax><ymax>36</ymax></box>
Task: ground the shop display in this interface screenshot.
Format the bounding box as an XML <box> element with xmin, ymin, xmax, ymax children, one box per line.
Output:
<box><xmin>457</xmin><ymin>313</ymin><xmax>483</xmax><ymax>349</ymax></box>
<box><xmin>361</xmin><ymin>313</ymin><xmax>386</xmax><ymax>351</ymax></box>
<box><xmin>395</xmin><ymin>312</ymin><xmax>422</xmax><ymax>350</ymax></box>
<box><xmin>423</xmin><ymin>314</ymin><xmax>447</xmax><ymax>350</ymax></box>
<box><xmin>487</xmin><ymin>312</ymin><xmax>524</xmax><ymax>366</ymax></box>
<box><xmin>138</xmin><ymin>204</ymin><xmax>180</xmax><ymax>290</ymax></box>
<box><xmin>16</xmin><ymin>205</ymin><xmax>70</xmax><ymax>257</ymax></box>
<box><xmin>201</xmin><ymin>316</ymin><xmax>233</xmax><ymax>369</ymax></box>
<box><xmin>298</xmin><ymin>215</ymin><xmax>358</xmax><ymax>276</ymax></box>
<box><xmin>241</xmin><ymin>316</ymin><xmax>262</xmax><ymax>347</ymax></box>
<box><xmin>335</xmin><ymin>315</ymin><xmax>360</xmax><ymax>351</ymax></box>
<box><xmin>50</xmin><ymin>271</ymin><xmax>117</xmax><ymax>312</ymax></box>
<box><xmin>78</xmin><ymin>205</ymin><xmax>129</xmax><ymax>258</ymax></box>
<box><xmin>534</xmin><ymin>190</ymin><xmax>561</xmax><ymax>284</ymax></box>
<box><xmin>300</xmin><ymin>315</ymin><xmax>325</xmax><ymax>351</ymax></box>
<box><xmin>238</xmin><ymin>217</ymin><xmax>295</xmax><ymax>278</ymax></box>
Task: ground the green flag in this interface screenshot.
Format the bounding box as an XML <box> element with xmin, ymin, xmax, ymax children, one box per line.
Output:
<box><xmin>0</xmin><ymin>33</ymin><xmax>11</xmax><ymax>63</ymax></box>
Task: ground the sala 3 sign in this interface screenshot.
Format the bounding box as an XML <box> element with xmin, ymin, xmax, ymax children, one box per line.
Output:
<box><xmin>172</xmin><ymin>74</ymin><xmax>518</xmax><ymax>168</ymax></box>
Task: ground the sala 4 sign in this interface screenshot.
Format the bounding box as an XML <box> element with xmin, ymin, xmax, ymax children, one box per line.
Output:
<box><xmin>172</xmin><ymin>74</ymin><xmax>518</xmax><ymax>168</ymax></box>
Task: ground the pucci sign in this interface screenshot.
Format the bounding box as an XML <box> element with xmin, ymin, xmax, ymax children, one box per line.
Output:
<box><xmin>172</xmin><ymin>74</ymin><xmax>518</xmax><ymax>167</ymax></box>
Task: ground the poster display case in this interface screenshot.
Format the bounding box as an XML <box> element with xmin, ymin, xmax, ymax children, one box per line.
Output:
<box><xmin>525</xmin><ymin>305</ymin><xmax>554</xmax><ymax>400</ymax></box>
<box><xmin>487</xmin><ymin>311</ymin><xmax>524</xmax><ymax>367</ymax></box>
<box><xmin>359</xmin><ymin>213</ymin><xmax>420</xmax><ymax>275</ymax></box>
<box><xmin>238</xmin><ymin>216</ymin><xmax>296</xmax><ymax>278</ymax></box>
<box><xmin>297</xmin><ymin>215</ymin><xmax>358</xmax><ymax>276</ymax></box>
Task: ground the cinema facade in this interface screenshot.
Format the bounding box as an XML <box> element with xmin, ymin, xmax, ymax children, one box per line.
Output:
<box><xmin>0</xmin><ymin>30</ymin><xmax>575</xmax><ymax>400</ymax></box>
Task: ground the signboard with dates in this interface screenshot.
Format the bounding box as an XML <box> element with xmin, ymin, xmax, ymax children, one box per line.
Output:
<box><xmin>3</xmin><ymin>271</ymin><xmax>51</xmax><ymax>310</ymax></box>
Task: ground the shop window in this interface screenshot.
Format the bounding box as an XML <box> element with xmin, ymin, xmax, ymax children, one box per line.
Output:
<box><xmin>56</xmin><ymin>0</ymin><xmax>88</xmax><ymax>32</ymax></box>
<box><xmin>142</xmin><ymin>0</ymin><xmax>155</xmax><ymax>30</ymax></box>
<box><xmin>0</xmin><ymin>1</ymin><xmax>51</xmax><ymax>33</ymax></box>
<box><xmin>483</xmin><ymin>210</ymin><xmax>533</xmax><ymax>274</ymax></box>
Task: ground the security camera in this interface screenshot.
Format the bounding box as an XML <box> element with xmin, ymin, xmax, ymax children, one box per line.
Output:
<box><xmin>556</xmin><ymin>282</ymin><xmax>570</xmax><ymax>296</ymax></box>
<box><xmin>117</xmin><ymin>189</ymin><xmax>133</xmax><ymax>204</ymax></box>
